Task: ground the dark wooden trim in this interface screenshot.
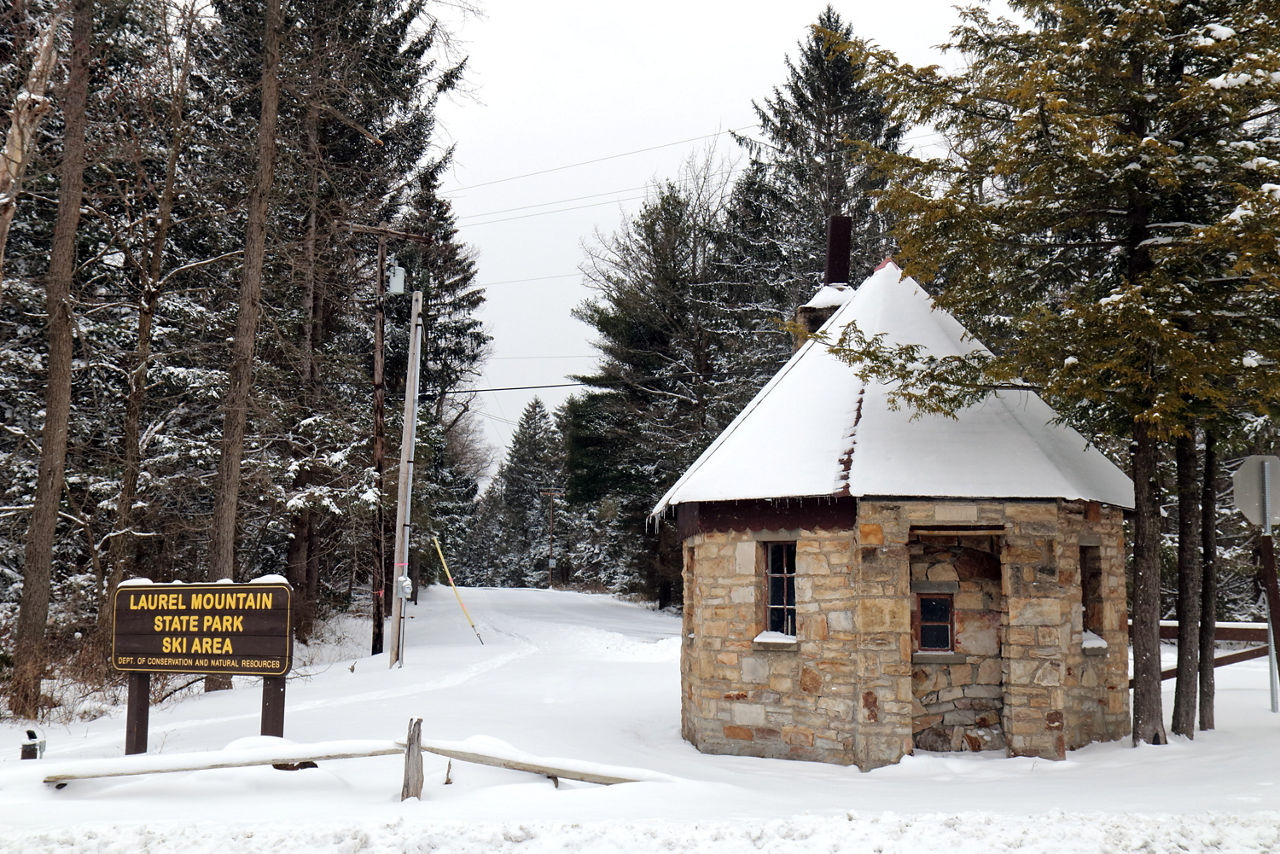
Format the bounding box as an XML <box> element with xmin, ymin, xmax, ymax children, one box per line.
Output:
<box><xmin>677</xmin><ymin>497</ymin><xmax>857</xmax><ymax>539</ymax></box>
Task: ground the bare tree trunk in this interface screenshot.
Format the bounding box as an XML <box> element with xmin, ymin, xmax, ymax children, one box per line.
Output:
<box><xmin>208</xmin><ymin>0</ymin><xmax>282</xmax><ymax>582</ymax></box>
<box><xmin>1131</xmin><ymin>418</ymin><xmax>1168</xmax><ymax>745</ymax></box>
<box><xmin>286</xmin><ymin>95</ymin><xmax>322</xmax><ymax>640</ymax></box>
<box><xmin>9</xmin><ymin>0</ymin><xmax>92</xmax><ymax>720</ymax></box>
<box><xmin>286</xmin><ymin>510</ymin><xmax>313</xmax><ymax>641</ymax></box>
<box><xmin>1171</xmin><ymin>432</ymin><xmax>1202</xmax><ymax>736</ymax></box>
<box><xmin>99</xmin><ymin>4</ymin><xmax>198</xmax><ymax>633</ymax></box>
<box><xmin>1199</xmin><ymin>429</ymin><xmax>1218</xmax><ymax>730</ymax></box>
<box><xmin>0</xmin><ymin>12</ymin><xmax>61</xmax><ymax>282</ymax></box>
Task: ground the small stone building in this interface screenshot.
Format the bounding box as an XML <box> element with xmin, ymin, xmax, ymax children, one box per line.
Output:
<box><xmin>652</xmin><ymin>262</ymin><xmax>1134</xmax><ymax>770</ymax></box>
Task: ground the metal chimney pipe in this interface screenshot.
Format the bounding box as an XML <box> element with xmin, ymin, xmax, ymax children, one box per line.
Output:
<box><xmin>823</xmin><ymin>215</ymin><xmax>853</xmax><ymax>285</ymax></box>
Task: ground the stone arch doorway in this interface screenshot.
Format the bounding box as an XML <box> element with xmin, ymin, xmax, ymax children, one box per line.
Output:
<box><xmin>908</xmin><ymin>528</ymin><xmax>1006</xmax><ymax>752</ymax></box>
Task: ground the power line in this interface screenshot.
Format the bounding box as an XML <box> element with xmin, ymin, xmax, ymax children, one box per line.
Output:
<box><xmin>459</xmin><ymin>193</ymin><xmax>651</xmax><ymax>228</ymax></box>
<box><xmin>444</xmin><ymin>124</ymin><xmax>759</xmax><ymax>193</ymax></box>
<box><xmin>475</xmin><ymin>273</ymin><xmax>580</xmax><ymax>288</ymax></box>
<box><xmin>489</xmin><ymin>354</ymin><xmax>597</xmax><ymax>361</ymax></box>
<box><xmin>460</xmin><ymin>381</ymin><xmax>587</xmax><ymax>394</ymax></box>
<box><xmin>456</xmin><ymin>166</ymin><xmax>745</xmax><ymax>222</ymax></box>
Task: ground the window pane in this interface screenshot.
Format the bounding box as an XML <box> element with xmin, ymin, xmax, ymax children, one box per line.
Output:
<box><xmin>784</xmin><ymin>575</ymin><xmax>795</xmax><ymax>607</ymax></box>
<box><xmin>768</xmin><ymin>606</ymin><xmax>785</xmax><ymax>633</ymax></box>
<box><xmin>920</xmin><ymin>597</ymin><xmax>951</xmax><ymax>623</ymax></box>
<box><xmin>770</xmin><ymin>575</ymin><xmax>785</xmax><ymax>606</ymax></box>
<box><xmin>920</xmin><ymin>624</ymin><xmax>951</xmax><ymax>650</ymax></box>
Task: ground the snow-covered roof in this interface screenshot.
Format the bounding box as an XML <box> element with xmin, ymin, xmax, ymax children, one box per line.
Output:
<box><xmin>652</xmin><ymin>262</ymin><xmax>1135</xmax><ymax>514</ymax></box>
<box><xmin>800</xmin><ymin>283</ymin><xmax>853</xmax><ymax>310</ymax></box>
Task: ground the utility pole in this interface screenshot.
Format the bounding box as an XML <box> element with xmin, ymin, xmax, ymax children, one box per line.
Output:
<box><xmin>372</xmin><ymin>226</ymin><xmax>387</xmax><ymax>654</ymax></box>
<box><xmin>539</xmin><ymin>487</ymin><xmax>564</xmax><ymax>587</ymax></box>
<box><xmin>390</xmin><ymin>291</ymin><xmax>424</xmax><ymax>668</ymax></box>
<box><xmin>349</xmin><ymin>222</ymin><xmax>432</xmax><ymax>657</ymax></box>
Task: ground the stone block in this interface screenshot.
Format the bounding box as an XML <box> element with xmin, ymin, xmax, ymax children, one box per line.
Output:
<box><xmin>1008</xmin><ymin>659</ymin><xmax>1039</xmax><ymax>685</ymax></box>
<box><xmin>956</xmin><ymin>610</ymin><xmax>1000</xmax><ymax>656</ymax></box>
<box><xmin>857</xmin><ymin>597</ymin><xmax>909</xmax><ymax>632</ymax></box>
<box><xmin>977</xmin><ymin>658</ymin><xmax>1003</xmax><ymax>684</ymax></box>
<box><xmin>741</xmin><ymin>657</ymin><xmax>768</xmax><ymax>684</ymax></box>
<box><xmin>732</xmin><ymin>703</ymin><xmax>766</xmax><ymax>726</ymax></box>
<box><xmin>1037</xmin><ymin>626</ymin><xmax>1066</xmax><ymax>647</ymax></box>
<box><xmin>935</xmin><ymin>503</ymin><xmax>978</xmax><ymax>522</ymax></box>
<box><xmin>800</xmin><ymin>667</ymin><xmax>822</xmax><ymax>694</ymax></box>
<box><xmin>715</xmin><ymin>652</ymin><xmax>739</xmax><ymax>666</ymax></box>
<box><xmin>783</xmin><ymin>727</ymin><xmax>814</xmax><ymax>747</ymax></box>
<box><xmin>729</xmin><ymin>587</ymin><xmax>755</xmax><ymax>604</ymax></box>
<box><xmin>912</xmin><ymin>668</ymin><xmax>947</xmax><ymax>695</ymax></box>
<box><xmin>928</xmin><ymin>563</ymin><xmax>959</xmax><ymax>582</ymax></box>
<box><xmin>829</xmin><ymin>610</ymin><xmax>854</xmax><ymax>632</ymax></box>
<box><xmin>734</xmin><ymin>541</ymin><xmax>757</xmax><ymax>575</ymax></box>
<box><xmin>817</xmin><ymin>697</ymin><xmax>854</xmax><ymax>717</ymax></box>
<box><xmin>724</xmin><ymin>725</ymin><xmax>754</xmax><ymax>741</ymax></box>
<box><xmin>859</xmin><ymin>523</ymin><xmax>884</xmax><ymax>545</ymax></box>
<box><xmin>1003</xmin><ymin>504</ymin><xmax>1054</xmax><ymax>524</ymax></box>
<box><xmin>1009</xmin><ymin>598</ymin><xmax>1061</xmax><ymax>627</ymax></box>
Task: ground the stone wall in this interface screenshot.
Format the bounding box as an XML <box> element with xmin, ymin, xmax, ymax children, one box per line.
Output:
<box><xmin>679</xmin><ymin>497</ymin><xmax>1130</xmax><ymax>770</ymax></box>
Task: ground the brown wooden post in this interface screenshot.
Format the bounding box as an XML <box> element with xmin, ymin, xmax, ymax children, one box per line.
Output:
<box><xmin>125</xmin><ymin>671</ymin><xmax>150</xmax><ymax>755</ymax></box>
<box><xmin>401</xmin><ymin>717</ymin><xmax>423</xmax><ymax>800</ymax></box>
<box><xmin>261</xmin><ymin>676</ymin><xmax>286</xmax><ymax>737</ymax></box>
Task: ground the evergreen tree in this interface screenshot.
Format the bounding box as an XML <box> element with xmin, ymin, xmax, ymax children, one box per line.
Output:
<box><xmin>727</xmin><ymin>5</ymin><xmax>904</xmax><ymax>315</ymax></box>
<box><xmin>499</xmin><ymin>398</ymin><xmax>563</xmax><ymax>587</ymax></box>
<box><xmin>570</xmin><ymin>169</ymin><xmax>743</xmax><ymax>602</ymax></box>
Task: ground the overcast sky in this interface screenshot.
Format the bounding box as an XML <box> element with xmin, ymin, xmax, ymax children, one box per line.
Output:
<box><xmin>433</xmin><ymin>0</ymin><xmax>982</xmax><ymax>461</ymax></box>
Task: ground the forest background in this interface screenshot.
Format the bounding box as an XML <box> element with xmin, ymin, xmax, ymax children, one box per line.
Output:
<box><xmin>1</xmin><ymin>0</ymin><xmax>1279</xmax><ymax>748</ymax></box>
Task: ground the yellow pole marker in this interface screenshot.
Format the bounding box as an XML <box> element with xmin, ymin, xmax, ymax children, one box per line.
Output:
<box><xmin>433</xmin><ymin>536</ymin><xmax>484</xmax><ymax>645</ymax></box>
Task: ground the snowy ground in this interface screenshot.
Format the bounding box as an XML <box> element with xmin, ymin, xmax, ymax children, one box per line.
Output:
<box><xmin>2</xmin><ymin>586</ymin><xmax>1280</xmax><ymax>852</ymax></box>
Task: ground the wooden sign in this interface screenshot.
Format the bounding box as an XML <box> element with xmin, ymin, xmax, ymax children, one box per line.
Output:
<box><xmin>112</xmin><ymin>582</ymin><xmax>292</xmax><ymax>676</ymax></box>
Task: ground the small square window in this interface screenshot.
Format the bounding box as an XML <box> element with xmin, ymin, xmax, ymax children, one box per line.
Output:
<box><xmin>765</xmin><ymin>542</ymin><xmax>796</xmax><ymax>636</ymax></box>
<box><xmin>917</xmin><ymin>594</ymin><xmax>953</xmax><ymax>651</ymax></box>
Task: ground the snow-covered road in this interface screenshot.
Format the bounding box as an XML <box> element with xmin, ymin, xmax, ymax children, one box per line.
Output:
<box><xmin>2</xmin><ymin>586</ymin><xmax>1279</xmax><ymax>852</ymax></box>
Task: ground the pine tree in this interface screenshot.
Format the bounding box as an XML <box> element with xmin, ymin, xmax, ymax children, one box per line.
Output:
<box><xmin>499</xmin><ymin>398</ymin><xmax>562</xmax><ymax>588</ymax></box>
<box><xmin>830</xmin><ymin>0</ymin><xmax>1280</xmax><ymax>746</ymax></box>
<box><xmin>727</xmin><ymin>5</ymin><xmax>903</xmax><ymax>314</ymax></box>
<box><xmin>570</xmin><ymin>169</ymin><xmax>742</xmax><ymax>600</ymax></box>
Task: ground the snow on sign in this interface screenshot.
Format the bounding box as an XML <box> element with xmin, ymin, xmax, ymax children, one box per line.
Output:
<box><xmin>112</xmin><ymin>581</ymin><xmax>292</xmax><ymax>676</ymax></box>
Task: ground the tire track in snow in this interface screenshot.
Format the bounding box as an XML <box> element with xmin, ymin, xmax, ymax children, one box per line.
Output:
<box><xmin>49</xmin><ymin>642</ymin><xmax>534</xmax><ymax>757</ymax></box>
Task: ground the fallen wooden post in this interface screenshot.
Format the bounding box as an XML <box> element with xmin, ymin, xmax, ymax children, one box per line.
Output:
<box><xmin>413</xmin><ymin>742</ymin><xmax>643</xmax><ymax>787</ymax></box>
<box><xmin>43</xmin><ymin>740</ymin><xmax>403</xmax><ymax>786</ymax></box>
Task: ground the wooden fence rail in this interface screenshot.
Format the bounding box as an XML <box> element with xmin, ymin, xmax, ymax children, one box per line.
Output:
<box><xmin>42</xmin><ymin>719</ymin><xmax>653</xmax><ymax>799</ymax></box>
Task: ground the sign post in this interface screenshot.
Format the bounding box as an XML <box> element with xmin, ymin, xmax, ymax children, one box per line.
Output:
<box><xmin>1232</xmin><ymin>455</ymin><xmax>1280</xmax><ymax>712</ymax></box>
<box><xmin>113</xmin><ymin>579</ymin><xmax>293</xmax><ymax>752</ymax></box>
